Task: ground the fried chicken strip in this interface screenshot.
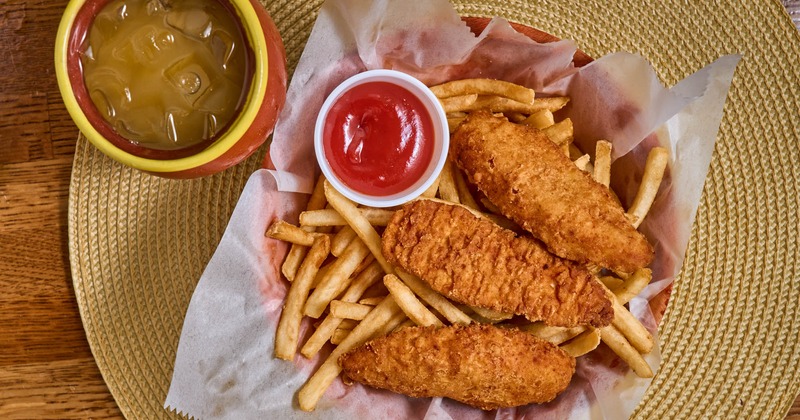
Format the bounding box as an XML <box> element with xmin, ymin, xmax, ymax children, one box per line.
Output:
<box><xmin>382</xmin><ymin>199</ymin><xmax>613</xmax><ymax>327</ymax></box>
<box><xmin>339</xmin><ymin>324</ymin><xmax>576</xmax><ymax>410</ymax></box>
<box><xmin>451</xmin><ymin>111</ymin><xmax>654</xmax><ymax>273</ymax></box>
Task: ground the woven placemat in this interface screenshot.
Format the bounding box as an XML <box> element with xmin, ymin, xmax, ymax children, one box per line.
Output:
<box><xmin>68</xmin><ymin>0</ymin><xmax>800</xmax><ymax>418</ymax></box>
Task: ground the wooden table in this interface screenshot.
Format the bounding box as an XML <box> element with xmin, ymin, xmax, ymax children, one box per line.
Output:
<box><xmin>0</xmin><ymin>1</ymin><xmax>797</xmax><ymax>418</ymax></box>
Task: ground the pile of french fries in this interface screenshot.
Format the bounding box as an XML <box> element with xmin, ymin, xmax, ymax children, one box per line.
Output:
<box><xmin>266</xmin><ymin>79</ymin><xmax>669</xmax><ymax>412</ymax></box>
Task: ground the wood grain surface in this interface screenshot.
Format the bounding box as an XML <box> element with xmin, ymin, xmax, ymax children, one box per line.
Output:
<box><xmin>0</xmin><ymin>0</ymin><xmax>123</xmax><ymax>418</ymax></box>
<box><xmin>0</xmin><ymin>1</ymin><xmax>797</xmax><ymax>419</ymax></box>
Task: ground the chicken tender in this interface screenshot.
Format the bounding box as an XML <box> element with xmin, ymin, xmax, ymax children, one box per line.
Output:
<box><xmin>339</xmin><ymin>324</ymin><xmax>576</xmax><ymax>410</ymax></box>
<box><xmin>452</xmin><ymin>111</ymin><xmax>654</xmax><ymax>273</ymax></box>
<box><xmin>382</xmin><ymin>199</ymin><xmax>613</xmax><ymax>327</ymax></box>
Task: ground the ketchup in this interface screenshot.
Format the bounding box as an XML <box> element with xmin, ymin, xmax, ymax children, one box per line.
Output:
<box><xmin>323</xmin><ymin>81</ymin><xmax>434</xmax><ymax>196</ymax></box>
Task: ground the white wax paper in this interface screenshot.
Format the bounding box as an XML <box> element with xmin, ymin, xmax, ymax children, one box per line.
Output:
<box><xmin>165</xmin><ymin>0</ymin><xmax>740</xmax><ymax>418</ymax></box>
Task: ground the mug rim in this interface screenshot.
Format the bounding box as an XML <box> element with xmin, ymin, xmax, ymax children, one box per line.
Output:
<box><xmin>54</xmin><ymin>0</ymin><xmax>269</xmax><ymax>173</ymax></box>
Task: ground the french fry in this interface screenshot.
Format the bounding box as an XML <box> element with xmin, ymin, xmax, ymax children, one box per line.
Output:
<box><xmin>331</xmin><ymin>225</ymin><xmax>357</xmax><ymax>257</ymax></box>
<box><xmin>479</xmin><ymin>196</ymin><xmax>502</xmax><ymax>214</ymax></box>
<box><xmin>299</xmin><ymin>208</ymin><xmax>395</xmax><ymax>227</ymax></box>
<box><xmin>274</xmin><ymin>235</ymin><xmax>330</xmax><ymax>360</ymax></box>
<box><xmin>448</xmin><ymin>116</ymin><xmax>466</xmax><ymax>133</ymax></box>
<box><xmin>300</xmin><ymin>261</ymin><xmax>384</xmax><ymax>358</ymax></box>
<box><xmin>338</xmin><ymin>319</ymin><xmax>359</xmax><ymax>330</ymax></box>
<box><xmin>542</xmin><ymin>118</ymin><xmax>573</xmax><ymax>146</ymax></box>
<box><xmin>574</xmin><ymin>154</ymin><xmax>592</xmax><ymax>172</ymax></box>
<box><xmin>301</xmin><ymin>316</ymin><xmax>342</xmax><ymax>358</ymax></box>
<box><xmin>561</xmin><ymin>142</ymin><xmax>571</xmax><ymax>158</ymax></box>
<box><xmin>596</xmin><ymin>277</ymin><xmax>654</xmax><ymax>354</ymax></box>
<box><xmin>469</xmin><ymin>306</ymin><xmax>513</xmax><ymax>323</ymax></box>
<box><xmin>463</xmin><ymin>96</ymin><xmax>535</xmax><ymax>114</ymax></box>
<box><xmin>384</xmin><ymin>274</ymin><xmax>444</xmax><ymax>327</ymax></box>
<box><xmin>282</xmin><ymin>175</ymin><xmax>329</xmax><ymax>281</ymax></box>
<box><xmin>282</xmin><ymin>242</ymin><xmax>309</xmax><ymax>281</ymax></box>
<box><xmin>324</xmin><ymin>181</ymin><xmax>394</xmax><ymax>274</ymax></box>
<box><xmin>505</xmin><ymin>112</ymin><xmax>528</xmax><ymax>123</ymax></box>
<box><xmin>593</xmin><ymin>140</ymin><xmax>613</xmax><ymax>187</ymax></box>
<box><xmin>531</xmin><ymin>96</ymin><xmax>570</xmax><ymax>113</ymax></box>
<box><xmin>439</xmin><ymin>94</ymin><xmax>478</xmax><ymax>113</ymax></box>
<box><xmin>362</xmin><ymin>279</ymin><xmax>390</xmax><ymax>300</ymax></box>
<box><xmin>310</xmin><ymin>263</ymin><xmax>334</xmax><ymax>288</ymax></box>
<box><xmin>600</xmin><ymin>324</ymin><xmax>653</xmax><ymax>378</ymax></box>
<box><xmin>465</xmin><ymin>96</ymin><xmax>568</xmax><ymax>114</ymax></box>
<box><xmin>298</xmin><ymin>296</ymin><xmax>406</xmax><ymax>411</ymax></box>
<box><xmin>430</xmin><ymin>78</ymin><xmax>536</xmax><ymax>104</ymax></box>
<box><xmin>599</xmin><ymin>275</ymin><xmax>626</xmax><ymax>290</ymax></box>
<box><xmin>522</xmin><ymin>109</ymin><xmax>555</xmax><ymax>129</ymax></box>
<box><xmin>611</xmin><ymin>297</ymin><xmax>654</xmax><ymax>354</ymax></box>
<box><xmin>519</xmin><ymin>322</ymin><xmax>586</xmax><ymax>345</ymax></box>
<box><xmin>474</xmin><ymin>95</ymin><xmax>568</xmax><ymax>115</ymax></box>
<box><xmin>421</xmin><ymin>174</ymin><xmax>441</xmax><ymax>198</ymax></box>
<box><xmin>456</xmin><ymin>96</ymin><xmax>568</xmax><ymax>116</ymax></box>
<box><xmin>395</xmin><ymin>270</ymin><xmax>472</xmax><ymax>325</ymax></box>
<box><xmin>266</xmin><ymin>220</ymin><xmax>319</xmax><ymax>246</ymax></box>
<box><xmin>330</xmin><ymin>327</ymin><xmax>351</xmax><ymax>345</ymax></box>
<box><xmin>452</xmin><ymin>166</ymin><xmax>480</xmax><ymax>210</ymax></box>
<box><xmin>393</xmin><ymin>318</ymin><xmax>417</xmax><ymax>331</ymax></box>
<box><xmin>612</xmin><ymin>268</ymin><xmax>653</xmax><ymax>304</ymax></box>
<box><xmin>437</xmin><ymin>159</ymin><xmax>460</xmax><ymax>203</ymax></box>
<box><xmin>358</xmin><ymin>296</ymin><xmax>386</xmax><ymax>306</ymax></box>
<box><xmin>330</xmin><ymin>300</ymin><xmax>373</xmax><ymax>321</ymax></box>
<box><xmin>307</xmin><ymin>174</ymin><xmax>330</xmax><ymax>211</ymax></box>
<box><xmin>560</xmin><ymin>328</ymin><xmax>601</xmax><ymax>357</ymax></box>
<box><xmin>352</xmin><ymin>254</ymin><xmax>375</xmax><ymax>277</ymax></box>
<box><xmin>304</xmin><ymin>238</ymin><xmax>371</xmax><ymax>318</ymax></box>
<box><xmin>568</xmin><ymin>143</ymin><xmax>584</xmax><ymax>160</ymax></box>
<box><xmin>627</xmin><ymin>147</ymin><xmax>669</xmax><ymax>228</ymax></box>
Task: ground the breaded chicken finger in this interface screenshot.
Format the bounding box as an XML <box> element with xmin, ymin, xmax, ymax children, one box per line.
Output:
<box><xmin>339</xmin><ymin>324</ymin><xmax>576</xmax><ymax>410</ymax></box>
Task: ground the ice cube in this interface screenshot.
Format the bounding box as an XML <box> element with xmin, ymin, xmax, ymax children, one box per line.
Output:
<box><xmin>114</xmin><ymin>119</ymin><xmax>145</xmax><ymax>143</ymax></box>
<box><xmin>204</xmin><ymin>112</ymin><xmax>218</xmax><ymax>140</ymax></box>
<box><xmin>164</xmin><ymin>112</ymin><xmax>178</xmax><ymax>143</ymax></box>
<box><xmin>84</xmin><ymin>67</ymin><xmax>126</xmax><ymax>118</ymax></box>
<box><xmin>146</xmin><ymin>0</ymin><xmax>171</xmax><ymax>15</ymax></box>
<box><xmin>112</xmin><ymin>25</ymin><xmax>174</xmax><ymax>64</ymax></box>
<box><xmin>117</xmin><ymin>3</ymin><xmax>129</xmax><ymax>20</ymax></box>
<box><xmin>210</xmin><ymin>30</ymin><xmax>235</xmax><ymax>71</ymax></box>
<box><xmin>165</xmin><ymin>7</ymin><xmax>212</xmax><ymax>40</ymax></box>
<box><xmin>164</xmin><ymin>55</ymin><xmax>211</xmax><ymax>106</ymax></box>
<box><xmin>85</xmin><ymin>13</ymin><xmax>120</xmax><ymax>52</ymax></box>
<box><xmin>89</xmin><ymin>89</ymin><xmax>115</xmax><ymax>119</ymax></box>
<box><xmin>82</xmin><ymin>45</ymin><xmax>95</xmax><ymax>61</ymax></box>
<box><xmin>176</xmin><ymin>71</ymin><xmax>201</xmax><ymax>95</ymax></box>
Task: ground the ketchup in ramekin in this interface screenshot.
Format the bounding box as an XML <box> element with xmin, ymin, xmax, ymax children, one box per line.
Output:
<box><xmin>315</xmin><ymin>70</ymin><xmax>449</xmax><ymax>207</ymax></box>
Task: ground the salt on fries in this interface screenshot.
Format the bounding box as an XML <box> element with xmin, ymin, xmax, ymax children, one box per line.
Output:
<box><xmin>265</xmin><ymin>78</ymin><xmax>670</xmax><ymax>411</ymax></box>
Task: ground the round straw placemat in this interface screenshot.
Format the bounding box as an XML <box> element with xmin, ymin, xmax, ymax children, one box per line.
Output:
<box><xmin>68</xmin><ymin>0</ymin><xmax>800</xmax><ymax>418</ymax></box>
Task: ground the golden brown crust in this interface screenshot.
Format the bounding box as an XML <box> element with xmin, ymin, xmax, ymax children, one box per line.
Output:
<box><xmin>382</xmin><ymin>199</ymin><xmax>613</xmax><ymax>327</ymax></box>
<box><xmin>451</xmin><ymin>111</ymin><xmax>654</xmax><ymax>273</ymax></box>
<box><xmin>339</xmin><ymin>324</ymin><xmax>576</xmax><ymax>410</ymax></box>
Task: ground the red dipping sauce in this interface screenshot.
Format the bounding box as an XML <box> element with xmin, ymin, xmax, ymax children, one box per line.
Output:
<box><xmin>322</xmin><ymin>81</ymin><xmax>435</xmax><ymax>196</ymax></box>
